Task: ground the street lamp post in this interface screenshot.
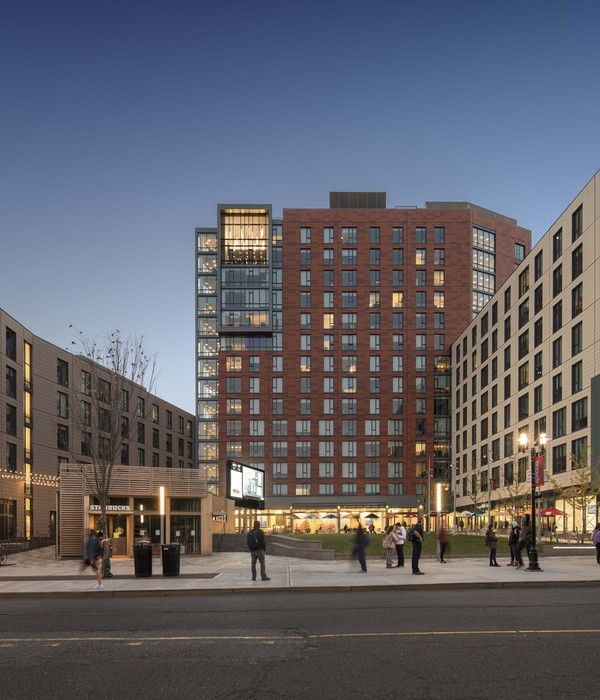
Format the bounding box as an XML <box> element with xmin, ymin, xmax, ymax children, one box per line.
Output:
<box><xmin>519</xmin><ymin>432</ymin><xmax>547</xmax><ymax>572</ymax></box>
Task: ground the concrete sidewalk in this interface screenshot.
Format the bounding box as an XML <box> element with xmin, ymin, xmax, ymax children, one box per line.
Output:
<box><xmin>1</xmin><ymin>547</ymin><xmax>599</xmax><ymax>597</ymax></box>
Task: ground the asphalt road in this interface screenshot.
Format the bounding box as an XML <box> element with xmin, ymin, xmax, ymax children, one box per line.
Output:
<box><xmin>1</xmin><ymin>588</ymin><xmax>599</xmax><ymax>699</ymax></box>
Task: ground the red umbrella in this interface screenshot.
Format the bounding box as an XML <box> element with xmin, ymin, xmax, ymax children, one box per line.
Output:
<box><xmin>540</xmin><ymin>507</ymin><xmax>564</xmax><ymax>517</ymax></box>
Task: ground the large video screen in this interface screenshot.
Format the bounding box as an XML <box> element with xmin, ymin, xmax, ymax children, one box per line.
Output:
<box><xmin>226</xmin><ymin>460</ymin><xmax>265</xmax><ymax>508</ymax></box>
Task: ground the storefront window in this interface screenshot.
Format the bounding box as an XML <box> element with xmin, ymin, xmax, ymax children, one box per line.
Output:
<box><xmin>170</xmin><ymin>515</ymin><xmax>199</xmax><ymax>554</ymax></box>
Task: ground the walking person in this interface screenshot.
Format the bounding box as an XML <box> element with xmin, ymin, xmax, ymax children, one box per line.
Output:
<box><xmin>353</xmin><ymin>522</ymin><xmax>370</xmax><ymax>573</ymax></box>
<box><xmin>80</xmin><ymin>528</ymin><xmax>103</xmax><ymax>589</ymax></box>
<box><xmin>438</xmin><ymin>525</ymin><xmax>449</xmax><ymax>563</ymax></box>
<box><xmin>394</xmin><ymin>521</ymin><xmax>406</xmax><ymax>567</ymax></box>
<box><xmin>508</xmin><ymin>520</ymin><xmax>521</xmax><ymax>567</ymax></box>
<box><xmin>592</xmin><ymin>523</ymin><xmax>600</xmax><ymax>564</ymax></box>
<box><xmin>411</xmin><ymin>515</ymin><xmax>425</xmax><ymax>575</ymax></box>
<box><xmin>247</xmin><ymin>520</ymin><xmax>270</xmax><ymax>581</ymax></box>
<box><xmin>97</xmin><ymin>530</ymin><xmax>113</xmax><ymax>578</ymax></box>
<box><xmin>383</xmin><ymin>525</ymin><xmax>398</xmax><ymax>568</ymax></box>
<box><xmin>486</xmin><ymin>524</ymin><xmax>500</xmax><ymax>566</ymax></box>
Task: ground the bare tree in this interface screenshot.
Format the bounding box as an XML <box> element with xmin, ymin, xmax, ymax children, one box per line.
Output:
<box><xmin>551</xmin><ymin>446</ymin><xmax>600</xmax><ymax>542</ymax></box>
<box><xmin>498</xmin><ymin>459</ymin><xmax>530</xmax><ymax>522</ymax></box>
<box><xmin>67</xmin><ymin>328</ymin><xmax>157</xmax><ymax>532</ymax></box>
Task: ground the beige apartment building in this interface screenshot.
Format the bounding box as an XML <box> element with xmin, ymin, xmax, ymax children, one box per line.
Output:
<box><xmin>452</xmin><ymin>171</ymin><xmax>600</xmax><ymax>534</ymax></box>
<box><xmin>1</xmin><ymin>309</ymin><xmax>199</xmax><ymax>552</ymax></box>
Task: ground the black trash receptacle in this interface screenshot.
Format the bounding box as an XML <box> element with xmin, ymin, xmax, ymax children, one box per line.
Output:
<box><xmin>133</xmin><ymin>542</ymin><xmax>153</xmax><ymax>577</ymax></box>
<box><xmin>161</xmin><ymin>544</ymin><xmax>181</xmax><ymax>577</ymax></box>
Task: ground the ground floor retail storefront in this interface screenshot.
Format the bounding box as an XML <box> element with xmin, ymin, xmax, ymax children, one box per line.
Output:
<box><xmin>58</xmin><ymin>464</ymin><xmax>213</xmax><ymax>558</ymax></box>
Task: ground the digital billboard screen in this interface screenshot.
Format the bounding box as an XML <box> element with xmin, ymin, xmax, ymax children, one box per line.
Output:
<box><xmin>226</xmin><ymin>460</ymin><xmax>265</xmax><ymax>508</ymax></box>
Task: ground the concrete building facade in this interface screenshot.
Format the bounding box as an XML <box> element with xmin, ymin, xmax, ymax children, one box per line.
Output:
<box><xmin>1</xmin><ymin>308</ymin><xmax>197</xmax><ymax>546</ymax></box>
<box><xmin>452</xmin><ymin>171</ymin><xmax>600</xmax><ymax>534</ymax></box>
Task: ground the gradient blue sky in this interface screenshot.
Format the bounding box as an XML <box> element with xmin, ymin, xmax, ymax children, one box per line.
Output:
<box><xmin>1</xmin><ymin>1</ymin><xmax>599</xmax><ymax>412</ymax></box>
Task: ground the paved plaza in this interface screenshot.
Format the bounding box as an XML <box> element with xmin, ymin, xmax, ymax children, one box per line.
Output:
<box><xmin>1</xmin><ymin>546</ymin><xmax>599</xmax><ymax>597</ymax></box>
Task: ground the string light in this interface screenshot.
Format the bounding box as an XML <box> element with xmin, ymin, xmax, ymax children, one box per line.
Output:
<box><xmin>0</xmin><ymin>468</ymin><xmax>60</xmax><ymax>488</ymax></box>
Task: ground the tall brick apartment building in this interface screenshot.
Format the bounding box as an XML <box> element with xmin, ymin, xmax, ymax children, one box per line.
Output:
<box><xmin>196</xmin><ymin>194</ymin><xmax>530</xmax><ymax>531</ymax></box>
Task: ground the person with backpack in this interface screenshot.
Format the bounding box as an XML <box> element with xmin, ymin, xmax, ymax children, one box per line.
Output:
<box><xmin>485</xmin><ymin>524</ymin><xmax>500</xmax><ymax>567</ymax></box>
<box><xmin>382</xmin><ymin>525</ymin><xmax>398</xmax><ymax>568</ymax></box>
<box><xmin>410</xmin><ymin>515</ymin><xmax>425</xmax><ymax>575</ymax></box>
<box><xmin>247</xmin><ymin>520</ymin><xmax>270</xmax><ymax>581</ymax></box>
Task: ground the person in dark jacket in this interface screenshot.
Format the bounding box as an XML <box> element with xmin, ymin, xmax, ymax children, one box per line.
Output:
<box><xmin>508</xmin><ymin>521</ymin><xmax>522</xmax><ymax>567</ymax></box>
<box><xmin>486</xmin><ymin>524</ymin><xmax>500</xmax><ymax>566</ymax></box>
<box><xmin>80</xmin><ymin>528</ymin><xmax>103</xmax><ymax>589</ymax></box>
<box><xmin>411</xmin><ymin>516</ymin><xmax>425</xmax><ymax>575</ymax></box>
<box><xmin>353</xmin><ymin>523</ymin><xmax>370</xmax><ymax>572</ymax></box>
<box><xmin>248</xmin><ymin>520</ymin><xmax>270</xmax><ymax>581</ymax></box>
<box><xmin>518</xmin><ymin>514</ymin><xmax>532</xmax><ymax>567</ymax></box>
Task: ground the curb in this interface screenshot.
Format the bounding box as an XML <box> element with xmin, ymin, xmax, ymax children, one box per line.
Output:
<box><xmin>2</xmin><ymin>578</ymin><xmax>600</xmax><ymax>599</ymax></box>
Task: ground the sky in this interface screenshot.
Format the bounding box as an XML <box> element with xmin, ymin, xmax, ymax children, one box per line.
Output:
<box><xmin>1</xmin><ymin>0</ymin><xmax>599</xmax><ymax>413</ymax></box>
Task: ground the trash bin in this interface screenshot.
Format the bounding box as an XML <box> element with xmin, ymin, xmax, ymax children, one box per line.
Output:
<box><xmin>161</xmin><ymin>544</ymin><xmax>181</xmax><ymax>577</ymax></box>
<box><xmin>133</xmin><ymin>542</ymin><xmax>153</xmax><ymax>577</ymax></box>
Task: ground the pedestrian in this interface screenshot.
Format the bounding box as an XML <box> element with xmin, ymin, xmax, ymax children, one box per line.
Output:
<box><xmin>508</xmin><ymin>520</ymin><xmax>522</xmax><ymax>567</ymax></box>
<box><xmin>411</xmin><ymin>515</ymin><xmax>425</xmax><ymax>575</ymax></box>
<box><xmin>80</xmin><ymin>528</ymin><xmax>103</xmax><ymax>589</ymax></box>
<box><xmin>551</xmin><ymin>522</ymin><xmax>557</xmax><ymax>542</ymax></box>
<box><xmin>592</xmin><ymin>523</ymin><xmax>600</xmax><ymax>564</ymax></box>
<box><xmin>247</xmin><ymin>520</ymin><xmax>270</xmax><ymax>581</ymax></box>
<box><xmin>382</xmin><ymin>525</ymin><xmax>398</xmax><ymax>568</ymax></box>
<box><xmin>485</xmin><ymin>524</ymin><xmax>500</xmax><ymax>566</ymax></box>
<box><xmin>518</xmin><ymin>514</ymin><xmax>532</xmax><ymax>568</ymax></box>
<box><xmin>394</xmin><ymin>521</ymin><xmax>406</xmax><ymax>567</ymax></box>
<box><xmin>438</xmin><ymin>525</ymin><xmax>449</xmax><ymax>563</ymax></box>
<box><xmin>97</xmin><ymin>530</ymin><xmax>113</xmax><ymax>578</ymax></box>
<box><xmin>353</xmin><ymin>522</ymin><xmax>370</xmax><ymax>573</ymax></box>
<box><xmin>459</xmin><ymin>519</ymin><xmax>464</xmax><ymax>533</ymax></box>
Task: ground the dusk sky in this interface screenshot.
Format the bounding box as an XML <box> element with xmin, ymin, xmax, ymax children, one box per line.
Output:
<box><xmin>1</xmin><ymin>1</ymin><xmax>599</xmax><ymax>413</ymax></box>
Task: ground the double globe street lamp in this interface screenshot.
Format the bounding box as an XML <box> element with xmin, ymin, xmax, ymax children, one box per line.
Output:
<box><xmin>518</xmin><ymin>432</ymin><xmax>547</xmax><ymax>572</ymax></box>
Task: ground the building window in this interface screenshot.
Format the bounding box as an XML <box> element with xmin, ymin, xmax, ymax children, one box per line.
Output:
<box><xmin>572</xmin><ymin>398</ymin><xmax>588</xmax><ymax>431</ymax></box>
<box><xmin>572</xmin><ymin>283</ymin><xmax>583</xmax><ymax>317</ymax></box>
<box><xmin>552</xmin><ymin>407</ymin><xmax>566</xmax><ymax>438</ymax></box>
<box><xmin>415</xmin><ymin>249</ymin><xmax>426</xmax><ymax>265</ymax></box>
<box><xmin>226</xmin><ymin>377</ymin><xmax>241</xmax><ymax>393</ymax></box>
<box><xmin>572</xmin><ymin>244</ymin><xmax>583</xmax><ymax>280</ymax></box>
<box><xmin>552</xmin><ymin>301</ymin><xmax>562</xmax><ymax>333</ymax></box>
<box><xmin>552</xmin><ymin>444</ymin><xmax>566</xmax><ymax>474</ymax></box>
<box><xmin>300</xmin><ymin>227</ymin><xmax>311</xmax><ymax>243</ymax></box>
<box><xmin>553</xmin><ymin>228</ymin><xmax>562</xmax><ymax>261</ymax></box>
<box><xmin>552</xmin><ymin>373</ymin><xmax>562</xmax><ymax>403</ymax></box>
<box><xmin>57</xmin><ymin>359</ymin><xmax>69</xmax><ymax>387</ymax></box>
<box><xmin>518</xmin><ymin>267</ymin><xmax>529</xmax><ymax>297</ymax></box>
<box><xmin>572</xmin><ymin>322</ymin><xmax>583</xmax><ymax>356</ymax></box>
<box><xmin>515</xmin><ymin>243</ymin><xmax>525</xmax><ymax>261</ymax></box>
<box><xmin>572</xmin><ymin>360</ymin><xmax>583</xmax><ymax>394</ymax></box>
<box><xmin>391</xmin><ymin>226</ymin><xmax>404</xmax><ymax>244</ymax></box>
<box><xmin>57</xmin><ymin>424</ymin><xmax>69</xmax><ymax>450</ymax></box>
<box><xmin>572</xmin><ymin>205</ymin><xmax>582</xmax><ymax>242</ymax></box>
<box><xmin>6</xmin><ymin>404</ymin><xmax>17</xmax><ymax>436</ymax></box>
<box><xmin>5</xmin><ymin>327</ymin><xmax>17</xmax><ymax>360</ymax></box>
<box><xmin>553</xmin><ymin>264</ymin><xmax>563</xmax><ymax>296</ymax></box>
<box><xmin>552</xmin><ymin>337</ymin><xmax>562</xmax><ymax>368</ymax></box>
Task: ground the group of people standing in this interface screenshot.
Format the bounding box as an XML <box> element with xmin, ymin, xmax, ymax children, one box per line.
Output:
<box><xmin>357</xmin><ymin>516</ymin><xmax>426</xmax><ymax>575</ymax></box>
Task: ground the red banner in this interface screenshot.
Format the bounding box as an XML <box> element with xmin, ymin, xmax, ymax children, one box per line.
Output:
<box><xmin>534</xmin><ymin>454</ymin><xmax>545</xmax><ymax>486</ymax></box>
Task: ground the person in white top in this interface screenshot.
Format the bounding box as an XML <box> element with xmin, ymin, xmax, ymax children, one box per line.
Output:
<box><xmin>394</xmin><ymin>522</ymin><xmax>407</xmax><ymax>567</ymax></box>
